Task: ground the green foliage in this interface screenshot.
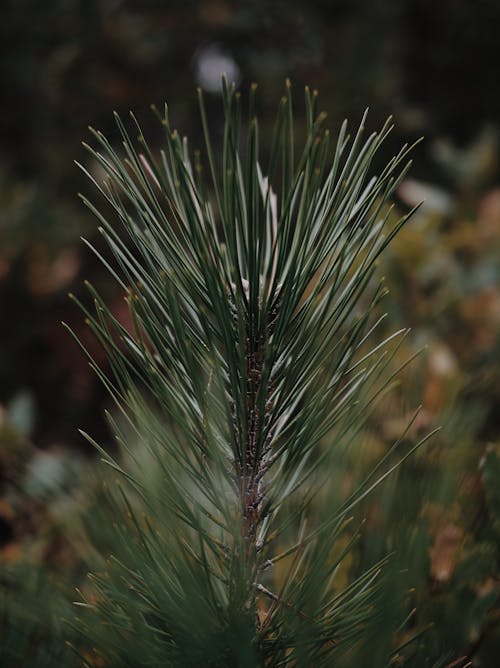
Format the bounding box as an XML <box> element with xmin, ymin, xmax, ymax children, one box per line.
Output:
<box><xmin>2</xmin><ymin>4</ymin><xmax>500</xmax><ymax>666</ymax></box>
<box><xmin>63</xmin><ymin>80</ymin><xmax>435</xmax><ymax>667</ymax></box>
<box><xmin>0</xmin><ymin>565</ymin><xmax>76</xmax><ymax>667</ymax></box>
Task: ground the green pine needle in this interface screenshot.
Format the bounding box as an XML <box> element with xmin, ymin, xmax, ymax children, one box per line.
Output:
<box><xmin>71</xmin><ymin>78</ymin><xmax>426</xmax><ymax>667</ymax></box>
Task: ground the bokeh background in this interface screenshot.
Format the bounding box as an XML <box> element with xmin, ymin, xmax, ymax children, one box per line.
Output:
<box><xmin>1</xmin><ymin>1</ymin><xmax>500</xmax><ymax>665</ymax></box>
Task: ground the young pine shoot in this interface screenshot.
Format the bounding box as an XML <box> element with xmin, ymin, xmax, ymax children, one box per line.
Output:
<box><xmin>69</xmin><ymin>80</ymin><xmax>434</xmax><ymax>667</ymax></box>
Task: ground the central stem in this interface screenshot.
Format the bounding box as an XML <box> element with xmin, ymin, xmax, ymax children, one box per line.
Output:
<box><xmin>230</xmin><ymin>285</ymin><xmax>280</xmax><ymax>613</ymax></box>
<box><xmin>242</xmin><ymin>337</ymin><xmax>266</xmax><ymax>559</ymax></box>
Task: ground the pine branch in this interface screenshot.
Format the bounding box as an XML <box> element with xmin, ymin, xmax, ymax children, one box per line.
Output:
<box><xmin>70</xmin><ymin>79</ymin><xmax>426</xmax><ymax>667</ymax></box>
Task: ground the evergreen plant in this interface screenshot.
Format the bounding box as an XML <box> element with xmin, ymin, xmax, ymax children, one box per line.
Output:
<box><xmin>66</xmin><ymin>79</ymin><xmax>435</xmax><ymax>667</ymax></box>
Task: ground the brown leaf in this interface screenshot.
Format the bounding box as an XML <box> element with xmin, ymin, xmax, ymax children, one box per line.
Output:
<box><xmin>430</xmin><ymin>524</ymin><xmax>462</xmax><ymax>582</ymax></box>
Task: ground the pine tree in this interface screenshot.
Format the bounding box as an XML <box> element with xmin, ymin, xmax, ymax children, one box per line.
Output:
<box><xmin>67</xmin><ymin>79</ymin><xmax>435</xmax><ymax>667</ymax></box>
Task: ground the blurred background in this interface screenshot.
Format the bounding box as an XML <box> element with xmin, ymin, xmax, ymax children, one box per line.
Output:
<box><xmin>1</xmin><ymin>0</ymin><xmax>500</xmax><ymax>665</ymax></box>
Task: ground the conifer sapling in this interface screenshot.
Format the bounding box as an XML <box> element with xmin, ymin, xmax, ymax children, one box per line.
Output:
<box><xmin>68</xmin><ymin>79</ymin><xmax>435</xmax><ymax>667</ymax></box>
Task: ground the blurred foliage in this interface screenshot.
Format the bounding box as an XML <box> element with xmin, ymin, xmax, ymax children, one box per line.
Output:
<box><xmin>1</xmin><ymin>0</ymin><xmax>500</xmax><ymax>666</ymax></box>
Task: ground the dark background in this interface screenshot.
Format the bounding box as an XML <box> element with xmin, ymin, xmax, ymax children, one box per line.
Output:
<box><xmin>1</xmin><ymin>1</ymin><xmax>500</xmax><ymax>664</ymax></box>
